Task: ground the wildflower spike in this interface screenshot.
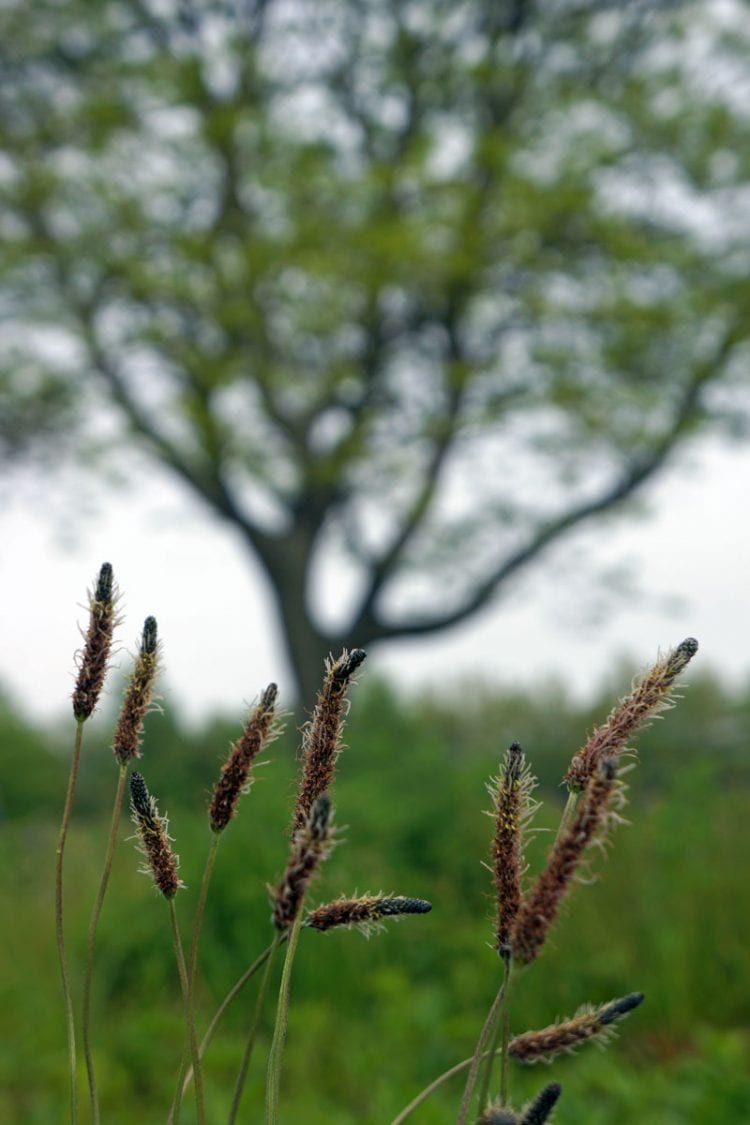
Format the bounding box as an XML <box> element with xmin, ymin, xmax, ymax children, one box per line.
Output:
<box><xmin>306</xmin><ymin>895</ymin><xmax>432</xmax><ymax>933</ymax></box>
<box><xmin>564</xmin><ymin>637</ymin><xmax>699</xmax><ymax>790</ymax></box>
<box><xmin>512</xmin><ymin>759</ymin><xmax>619</xmax><ymax>964</ymax></box>
<box><xmin>72</xmin><ymin>562</ymin><xmax>117</xmax><ymax>720</ymax></box>
<box><xmin>130</xmin><ymin>771</ymin><xmax>182</xmax><ymax>898</ymax></box>
<box><xmin>509</xmin><ymin>992</ymin><xmax>644</xmax><ymax>1063</ymax></box>
<box><xmin>209</xmin><ymin>683</ymin><xmax>279</xmax><ymax>832</ymax></box>
<box><xmin>273</xmin><ymin>794</ymin><xmax>334</xmax><ymax>931</ymax></box>
<box><xmin>291</xmin><ymin>649</ymin><xmax>366</xmax><ymax>835</ymax></box>
<box><xmin>112</xmin><ymin>617</ymin><xmax>160</xmax><ymax>765</ymax></box>
<box><xmin>490</xmin><ymin>741</ymin><xmax>536</xmax><ymax>957</ymax></box>
<box><xmin>520</xmin><ymin>1083</ymin><xmax>562</xmax><ymax>1125</ymax></box>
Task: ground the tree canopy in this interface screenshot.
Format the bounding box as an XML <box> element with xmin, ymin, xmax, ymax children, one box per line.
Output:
<box><xmin>1</xmin><ymin>0</ymin><xmax>749</xmax><ymax>699</ymax></box>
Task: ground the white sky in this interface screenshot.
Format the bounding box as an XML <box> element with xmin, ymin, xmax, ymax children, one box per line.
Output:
<box><xmin>1</xmin><ymin>434</ymin><xmax>747</xmax><ymax>726</ymax></box>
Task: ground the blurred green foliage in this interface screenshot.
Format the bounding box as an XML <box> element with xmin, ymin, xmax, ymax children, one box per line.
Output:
<box><xmin>1</xmin><ymin>669</ymin><xmax>749</xmax><ymax>1121</ymax></box>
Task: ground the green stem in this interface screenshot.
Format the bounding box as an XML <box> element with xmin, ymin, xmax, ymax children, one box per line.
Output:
<box><xmin>170</xmin><ymin>833</ymin><xmax>221</xmax><ymax>1125</ymax></box>
<box><xmin>169</xmin><ymin>898</ymin><xmax>206</xmax><ymax>1125</ymax></box>
<box><xmin>82</xmin><ymin>764</ymin><xmax>127</xmax><ymax>1125</ymax></box>
<box><xmin>390</xmin><ymin>1045</ymin><xmax>504</xmax><ymax>1125</ymax></box>
<box><xmin>55</xmin><ymin>718</ymin><xmax>85</xmax><ymax>1125</ymax></box>
<box><xmin>168</xmin><ymin>938</ymin><xmax>285</xmax><ymax>1122</ymax></box>
<box><xmin>265</xmin><ymin>915</ymin><xmax>304</xmax><ymax>1124</ymax></box>
<box><xmin>456</xmin><ymin>979</ymin><xmax>507</xmax><ymax>1125</ymax></box>
<box><xmin>555</xmin><ymin>788</ymin><xmax>580</xmax><ymax>842</ymax></box>
<box><xmin>228</xmin><ymin>933</ymin><xmax>281</xmax><ymax>1124</ymax></box>
<box><xmin>499</xmin><ymin>959</ymin><xmax>513</xmax><ymax>1106</ymax></box>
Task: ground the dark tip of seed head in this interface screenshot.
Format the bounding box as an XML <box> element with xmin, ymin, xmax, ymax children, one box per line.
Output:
<box><xmin>507</xmin><ymin>741</ymin><xmax>524</xmax><ymax>779</ymax></box>
<box><xmin>331</xmin><ymin>648</ymin><xmax>367</xmax><ymax>688</ymax></box>
<box><xmin>261</xmin><ymin>682</ymin><xmax>278</xmax><ymax>709</ymax></box>
<box><xmin>680</xmin><ymin>637</ymin><xmax>699</xmax><ymax>657</ymax></box>
<box><xmin>599</xmin><ymin>991</ymin><xmax>645</xmax><ymax>1026</ymax></box>
<box><xmin>141</xmin><ymin>616</ymin><xmax>158</xmax><ymax>655</ymax></box>
<box><xmin>130</xmin><ymin>771</ymin><xmax>150</xmax><ymax>817</ymax></box>
<box><xmin>521</xmin><ymin>1083</ymin><xmax>562</xmax><ymax>1125</ymax></box>
<box><xmin>379</xmin><ymin>897</ymin><xmax>432</xmax><ymax>917</ymax></box>
<box><xmin>95</xmin><ymin>562</ymin><xmax>114</xmax><ymax>602</ymax></box>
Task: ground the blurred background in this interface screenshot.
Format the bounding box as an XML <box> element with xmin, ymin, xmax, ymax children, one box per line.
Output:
<box><xmin>1</xmin><ymin>0</ymin><xmax>749</xmax><ymax>1120</ymax></box>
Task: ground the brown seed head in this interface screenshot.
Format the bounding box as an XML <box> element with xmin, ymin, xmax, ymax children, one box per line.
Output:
<box><xmin>511</xmin><ymin>759</ymin><xmax>619</xmax><ymax>964</ymax></box>
<box><xmin>209</xmin><ymin>683</ymin><xmax>279</xmax><ymax>832</ymax></box>
<box><xmin>273</xmin><ymin>794</ymin><xmax>334</xmax><ymax>930</ymax></box>
<box><xmin>291</xmin><ymin>649</ymin><xmax>366</xmax><ymax>836</ymax></box>
<box><xmin>130</xmin><ymin>771</ymin><xmax>182</xmax><ymax>899</ymax></box>
<box><xmin>489</xmin><ymin>742</ymin><xmax>537</xmax><ymax>958</ymax></box>
<box><xmin>520</xmin><ymin>1084</ymin><xmax>562</xmax><ymax>1125</ymax></box>
<box><xmin>306</xmin><ymin>894</ymin><xmax>432</xmax><ymax>934</ymax></box>
<box><xmin>72</xmin><ymin>562</ymin><xmax>117</xmax><ymax>721</ymax></box>
<box><xmin>112</xmin><ymin>617</ymin><xmax>159</xmax><ymax>765</ymax></box>
<box><xmin>509</xmin><ymin>993</ymin><xmax>644</xmax><ymax>1063</ymax></box>
<box><xmin>564</xmin><ymin>638</ymin><xmax>699</xmax><ymax>790</ymax></box>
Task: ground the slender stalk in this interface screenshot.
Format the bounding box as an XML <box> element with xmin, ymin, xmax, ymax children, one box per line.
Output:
<box><xmin>475</xmin><ymin>957</ymin><xmax>514</xmax><ymax>1115</ymax></box>
<box><xmin>168</xmin><ymin>938</ymin><xmax>286</xmax><ymax>1122</ymax></box>
<box><xmin>169</xmin><ymin>898</ymin><xmax>206</xmax><ymax>1125</ymax></box>
<box><xmin>169</xmin><ymin>834</ymin><xmax>221</xmax><ymax>1125</ymax></box>
<box><xmin>265</xmin><ymin>914</ymin><xmax>304</xmax><ymax>1124</ymax></box>
<box><xmin>554</xmin><ymin>789</ymin><xmax>580</xmax><ymax>843</ymax></box>
<box><xmin>228</xmin><ymin>933</ymin><xmax>282</xmax><ymax>1124</ymax></box>
<box><xmin>55</xmin><ymin>718</ymin><xmax>85</xmax><ymax>1125</ymax></box>
<box><xmin>391</xmin><ymin>1045</ymin><xmax>502</xmax><ymax>1125</ymax></box>
<box><xmin>456</xmin><ymin>979</ymin><xmax>507</xmax><ymax>1125</ymax></box>
<box><xmin>82</xmin><ymin>764</ymin><xmax>127</xmax><ymax>1125</ymax></box>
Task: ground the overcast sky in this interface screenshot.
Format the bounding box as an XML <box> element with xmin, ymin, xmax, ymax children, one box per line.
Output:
<box><xmin>1</xmin><ymin>432</ymin><xmax>748</xmax><ymax>727</ymax></box>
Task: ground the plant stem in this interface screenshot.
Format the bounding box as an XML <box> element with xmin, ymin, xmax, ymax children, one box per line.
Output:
<box><xmin>555</xmin><ymin>788</ymin><xmax>580</xmax><ymax>842</ymax></box>
<box><xmin>475</xmin><ymin>956</ymin><xmax>514</xmax><ymax>1116</ymax></box>
<box><xmin>265</xmin><ymin>915</ymin><xmax>304</xmax><ymax>1124</ymax></box>
<box><xmin>391</xmin><ymin>1045</ymin><xmax>503</xmax><ymax>1125</ymax></box>
<box><xmin>456</xmin><ymin>978</ymin><xmax>507</xmax><ymax>1125</ymax></box>
<box><xmin>55</xmin><ymin>717</ymin><xmax>85</xmax><ymax>1125</ymax></box>
<box><xmin>228</xmin><ymin>932</ymin><xmax>281</xmax><ymax>1124</ymax></box>
<box><xmin>82</xmin><ymin>764</ymin><xmax>127</xmax><ymax>1125</ymax></box>
<box><xmin>167</xmin><ymin>937</ymin><xmax>285</xmax><ymax>1122</ymax></box>
<box><xmin>169</xmin><ymin>898</ymin><xmax>206</xmax><ymax>1125</ymax></box>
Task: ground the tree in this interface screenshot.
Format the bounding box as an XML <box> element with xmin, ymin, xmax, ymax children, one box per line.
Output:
<box><xmin>1</xmin><ymin>0</ymin><xmax>749</xmax><ymax>701</ymax></box>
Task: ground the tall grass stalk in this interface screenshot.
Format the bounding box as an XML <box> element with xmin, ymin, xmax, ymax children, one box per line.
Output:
<box><xmin>169</xmin><ymin>898</ymin><xmax>206</xmax><ymax>1125</ymax></box>
<box><xmin>265</xmin><ymin>911</ymin><xmax>304</xmax><ymax>1125</ymax></box>
<box><xmin>456</xmin><ymin>978</ymin><xmax>508</xmax><ymax>1125</ymax></box>
<box><xmin>228</xmin><ymin>931</ymin><xmax>282</xmax><ymax>1124</ymax></box>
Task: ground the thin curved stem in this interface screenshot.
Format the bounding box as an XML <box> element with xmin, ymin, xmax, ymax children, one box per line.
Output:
<box><xmin>555</xmin><ymin>789</ymin><xmax>580</xmax><ymax>843</ymax></box>
<box><xmin>390</xmin><ymin>1045</ymin><xmax>503</xmax><ymax>1125</ymax></box>
<box><xmin>228</xmin><ymin>932</ymin><xmax>281</xmax><ymax>1124</ymax></box>
<box><xmin>83</xmin><ymin>764</ymin><xmax>127</xmax><ymax>1125</ymax></box>
<box><xmin>168</xmin><ymin>937</ymin><xmax>286</xmax><ymax>1121</ymax></box>
<box><xmin>55</xmin><ymin>718</ymin><xmax>85</xmax><ymax>1125</ymax></box>
<box><xmin>265</xmin><ymin>915</ymin><xmax>304</xmax><ymax>1124</ymax></box>
<box><xmin>476</xmin><ymin>957</ymin><xmax>514</xmax><ymax>1114</ymax></box>
<box><xmin>169</xmin><ymin>898</ymin><xmax>206</xmax><ymax>1125</ymax></box>
<box><xmin>456</xmin><ymin>979</ymin><xmax>507</xmax><ymax>1125</ymax></box>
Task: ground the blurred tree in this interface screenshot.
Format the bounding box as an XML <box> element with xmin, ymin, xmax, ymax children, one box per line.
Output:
<box><xmin>1</xmin><ymin>0</ymin><xmax>749</xmax><ymax>700</ymax></box>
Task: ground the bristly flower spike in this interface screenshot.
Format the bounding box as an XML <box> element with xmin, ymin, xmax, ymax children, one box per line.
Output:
<box><xmin>306</xmin><ymin>895</ymin><xmax>432</xmax><ymax>935</ymax></box>
<box><xmin>209</xmin><ymin>683</ymin><xmax>279</xmax><ymax>832</ymax></box>
<box><xmin>509</xmin><ymin>992</ymin><xmax>644</xmax><ymax>1063</ymax></box>
<box><xmin>273</xmin><ymin>794</ymin><xmax>334</xmax><ymax>931</ymax></box>
<box><xmin>520</xmin><ymin>1083</ymin><xmax>562</xmax><ymax>1125</ymax></box>
<box><xmin>112</xmin><ymin>617</ymin><xmax>159</xmax><ymax>765</ymax></box>
<box><xmin>291</xmin><ymin>648</ymin><xmax>366</xmax><ymax>835</ymax></box>
<box><xmin>512</xmin><ymin>758</ymin><xmax>620</xmax><ymax>964</ymax></box>
<box><xmin>72</xmin><ymin>562</ymin><xmax>117</xmax><ymax>721</ymax></box>
<box><xmin>130</xmin><ymin>771</ymin><xmax>182</xmax><ymax>899</ymax></box>
<box><xmin>564</xmin><ymin>637</ymin><xmax>698</xmax><ymax>790</ymax></box>
<box><xmin>488</xmin><ymin>742</ymin><xmax>537</xmax><ymax>959</ymax></box>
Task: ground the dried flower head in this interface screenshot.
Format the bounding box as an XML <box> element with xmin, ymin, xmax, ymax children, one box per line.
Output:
<box><xmin>72</xmin><ymin>562</ymin><xmax>117</xmax><ymax>721</ymax></box>
<box><xmin>564</xmin><ymin>637</ymin><xmax>698</xmax><ymax>790</ymax></box>
<box><xmin>520</xmin><ymin>1083</ymin><xmax>562</xmax><ymax>1125</ymax></box>
<box><xmin>112</xmin><ymin>617</ymin><xmax>159</xmax><ymax>765</ymax></box>
<box><xmin>306</xmin><ymin>894</ymin><xmax>432</xmax><ymax>935</ymax></box>
<box><xmin>488</xmin><ymin>742</ymin><xmax>537</xmax><ymax>958</ymax></box>
<box><xmin>273</xmin><ymin>794</ymin><xmax>334</xmax><ymax>931</ymax></box>
<box><xmin>130</xmin><ymin>771</ymin><xmax>182</xmax><ymax>899</ymax></box>
<box><xmin>209</xmin><ymin>683</ymin><xmax>279</xmax><ymax>832</ymax></box>
<box><xmin>509</xmin><ymin>992</ymin><xmax>644</xmax><ymax>1063</ymax></box>
<box><xmin>512</xmin><ymin>759</ymin><xmax>620</xmax><ymax>964</ymax></box>
<box><xmin>291</xmin><ymin>649</ymin><xmax>366</xmax><ymax>836</ymax></box>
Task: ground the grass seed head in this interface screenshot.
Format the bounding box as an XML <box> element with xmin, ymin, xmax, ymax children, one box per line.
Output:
<box><xmin>209</xmin><ymin>682</ymin><xmax>279</xmax><ymax>832</ymax></box>
<box><xmin>306</xmin><ymin>894</ymin><xmax>432</xmax><ymax>935</ymax></box>
<box><xmin>72</xmin><ymin>562</ymin><xmax>118</xmax><ymax>721</ymax></box>
<box><xmin>129</xmin><ymin>771</ymin><xmax>182</xmax><ymax>899</ymax></box>
<box><xmin>509</xmin><ymin>993</ymin><xmax>644</xmax><ymax>1063</ymax></box>
<box><xmin>112</xmin><ymin>616</ymin><xmax>159</xmax><ymax>765</ymax></box>
<box><xmin>489</xmin><ymin>741</ymin><xmax>538</xmax><ymax>958</ymax></box>
<box><xmin>273</xmin><ymin>793</ymin><xmax>334</xmax><ymax>930</ymax></box>
<box><xmin>520</xmin><ymin>1083</ymin><xmax>562</xmax><ymax>1124</ymax></box>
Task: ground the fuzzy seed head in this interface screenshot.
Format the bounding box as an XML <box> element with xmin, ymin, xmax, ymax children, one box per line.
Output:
<box><xmin>306</xmin><ymin>894</ymin><xmax>432</xmax><ymax>934</ymax></box>
<box><xmin>520</xmin><ymin>1083</ymin><xmax>562</xmax><ymax>1125</ymax></box>
<box><xmin>291</xmin><ymin>649</ymin><xmax>366</xmax><ymax>836</ymax></box>
<box><xmin>130</xmin><ymin>771</ymin><xmax>182</xmax><ymax>898</ymax></box>
<box><xmin>209</xmin><ymin>683</ymin><xmax>279</xmax><ymax>832</ymax></box>
<box><xmin>564</xmin><ymin>638</ymin><xmax>698</xmax><ymax>790</ymax></box>
<box><xmin>72</xmin><ymin>562</ymin><xmax>117</xmax><ymax>721</ymax></box>
<box><xmin>510</xmin><ymin>993</ymin><xmax>643</xmax><ymax>1063</ymax></box>
<box><xmin>489</xmin><ymin>741</ymin><xmax>537</xmax><ymax>957</ymax></box>
<box><xmin>273</xmin><ymin>794</ymin><xmax>334</xmax><ymax>930</ymax></box>
<box><xmin>112</xmin><ymin>617</ymin><xmax>159</xmax><ymax>765</ymax></box>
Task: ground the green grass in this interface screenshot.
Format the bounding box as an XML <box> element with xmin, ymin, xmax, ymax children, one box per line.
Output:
<box><xmin>1</xmin><ymin>676</ymin><xmax>749</xmax><ymax>1121</ymax></box>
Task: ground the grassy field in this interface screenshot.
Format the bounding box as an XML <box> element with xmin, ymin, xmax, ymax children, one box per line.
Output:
<box><xmin>1</xmin><ymin>673</ymin><xmax>749</xmax><ymax>1122</ymax></box>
